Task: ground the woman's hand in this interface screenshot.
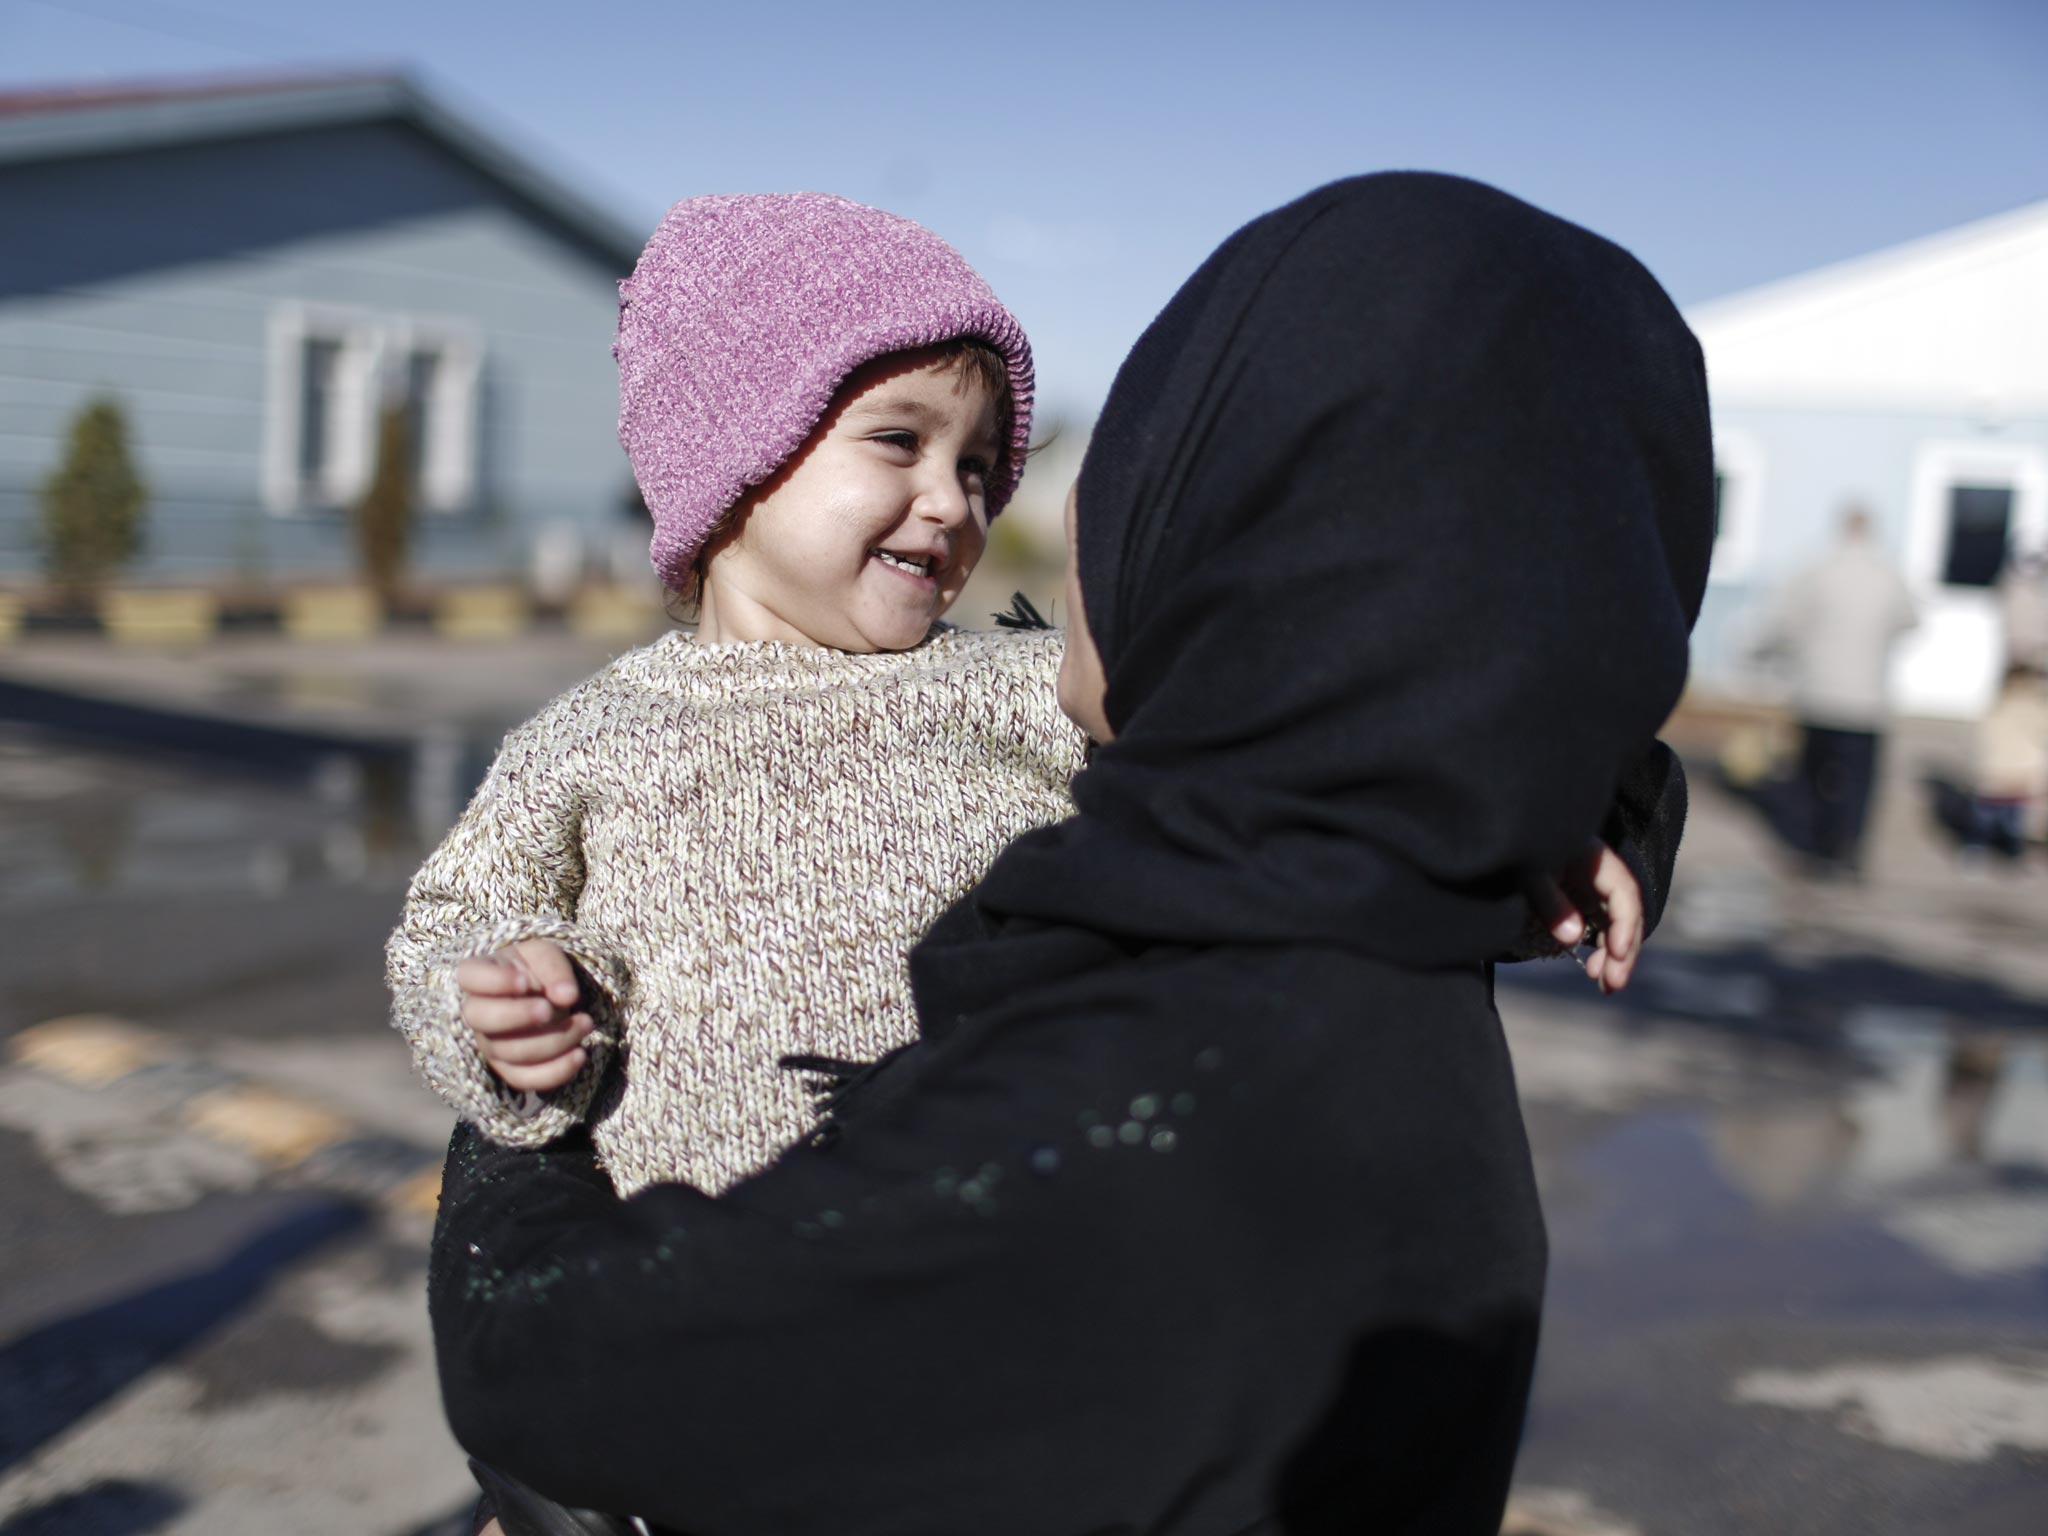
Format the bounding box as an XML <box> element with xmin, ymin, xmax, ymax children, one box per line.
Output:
<box><xmin>1531</xmin><ymin>839</ymin><xmax>1644</xmax><ymax>995</ymax></box>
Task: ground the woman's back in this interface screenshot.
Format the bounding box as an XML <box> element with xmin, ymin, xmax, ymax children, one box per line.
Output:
<box><xmin>436</xmin><ymin>938</ymin><xmax>1543</xmax><ymax>1536</ymax></box>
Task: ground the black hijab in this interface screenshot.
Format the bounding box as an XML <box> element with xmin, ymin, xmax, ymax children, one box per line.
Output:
<box><xmin>973</xmin><ymin>172</ymin><xmax>1712</xmax><ymax>968</ymax></box>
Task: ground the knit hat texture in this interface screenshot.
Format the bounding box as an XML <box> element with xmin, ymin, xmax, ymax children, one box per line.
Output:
<box><xmin>616</xmin><ymin>193</ymin><xmax>1036</xmax><ymax>589</ymax></box>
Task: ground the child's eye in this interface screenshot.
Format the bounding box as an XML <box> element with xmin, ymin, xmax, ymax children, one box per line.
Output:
<box><xmin>872</xmin><ymin>431</ymin><xmax>918</xmax><ymax>453</ymax></box>
<box><xmin>959</xmin><ymin>455</ymin><xmax>991</xmax><ymax>481</ymax></box>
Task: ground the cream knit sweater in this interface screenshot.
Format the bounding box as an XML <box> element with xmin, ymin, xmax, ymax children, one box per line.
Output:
<box><xmin>386</xmin><ymin>625</ymin><xmax>1084</xmax><ymax>1196</ymax></box>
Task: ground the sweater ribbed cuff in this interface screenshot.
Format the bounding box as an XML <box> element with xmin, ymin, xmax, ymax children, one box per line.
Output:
<box><xmin>414</xmin><ymin>915</ymin><xmax>631</xmax><ymax>1148</ymax></box>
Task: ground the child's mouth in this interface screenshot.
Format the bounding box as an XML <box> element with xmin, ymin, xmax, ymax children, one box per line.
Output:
<box><xmin>870</xmin><ymin>548</ymin><xmax>939</xmax><ymax>587</ymax></box>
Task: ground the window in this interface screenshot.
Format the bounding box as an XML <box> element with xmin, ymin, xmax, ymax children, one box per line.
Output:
<box><xmin>392</xmin><ymin>330</ymin><xmax>481</xmax><ymax>513</ymax></box>
<box><xmin>403</xmin><ymin>349</ymin><xmax>439</xmax><ymax>490</ymax></box>
<box><xmin>1708</xmin><ymin>432</ymin><xmax>1763</xmax><ymax>583</ymax></box>
<box><xmin>1902</xmin><ymin>442</ymin><xmax>2048</xmax><ymax>600</ymax></box>
<box><xmin>266</xmin><ymin>308</ymin><xmax>480</xmax><ymax>514</ymax></box>
<box><xmin>297</xmin><ymin>336</ymin><xmax>344</xmax><ymax>495</ymax></box>
<box><xmin>266</xmin><ymin>307</ymin><xmax>377</xmax><ymax>513</ymax></box>
<box><xmin>1941</xmin><ymin>483</ymin><xmax>2014</xmax><ymax>588</ymax></box>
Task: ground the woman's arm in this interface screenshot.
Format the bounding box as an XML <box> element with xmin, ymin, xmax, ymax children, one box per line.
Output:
<box><xmin>427</xmin><ymin>1050</ymin><xmax>1186</xmax><ymax>1533</ymax></box>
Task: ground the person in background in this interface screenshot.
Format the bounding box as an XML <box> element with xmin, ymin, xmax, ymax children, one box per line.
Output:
<box><xmin>1999</xmin><ymin>543</ymin><xmax>2048</xmax><ymax>674</ymax></box>
<box><xmin>1754</xmin><ymin>504</ymin><xmax>1918</xmax><ymax>877</ymax></box>
<box><xmin>1948</xmin><ymin>542</ymin><xmax>2048</xmax><ymax>867</ymax></box>
<box><xmin>1965</xmin><ymin>662</ymin><xmax>2048</xmax><ymax>866</ymax></box>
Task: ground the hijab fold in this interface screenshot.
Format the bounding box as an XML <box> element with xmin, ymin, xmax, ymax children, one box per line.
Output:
<box><xmin>973</xmin><ymin>172</ymin><xmax>1714</xmax><ymax>968</ymax></box>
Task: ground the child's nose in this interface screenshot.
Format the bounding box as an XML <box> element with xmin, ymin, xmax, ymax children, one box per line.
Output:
<box><xmin>914</xmin><ymin>474</ymin><xmax>974</xmax><ymax>529</ymax></box>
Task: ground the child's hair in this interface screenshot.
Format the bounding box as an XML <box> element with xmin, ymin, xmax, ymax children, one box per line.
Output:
<box><xmin>667</xmin><ymin>336</ymin><xmax>1014</xmax><ymax>609</ymax></box>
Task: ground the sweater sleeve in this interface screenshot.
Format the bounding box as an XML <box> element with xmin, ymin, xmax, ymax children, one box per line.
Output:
<box><xmin>386</xmin><ymin>715</ymin><xmax>633</xmax><ymax>1146</ymax></box>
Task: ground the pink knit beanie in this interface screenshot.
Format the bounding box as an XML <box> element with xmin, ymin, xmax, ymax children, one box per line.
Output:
<box><xmin>615</xmin><ymin>192</ymin><xmax>1036</xmax><ymax>589</ymax></box>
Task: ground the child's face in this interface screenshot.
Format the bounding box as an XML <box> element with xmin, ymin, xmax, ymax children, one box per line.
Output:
<box><xmin>698</xmin><ymin>349</ymin><xmax>1001</xmax><ymax>651</ymax></box>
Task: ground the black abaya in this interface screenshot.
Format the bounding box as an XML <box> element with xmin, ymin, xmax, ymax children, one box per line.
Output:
<box><xmin>428</xmin><ymin>172</ymin><xmax>1714</xmax><ymax>1535</ymax></box>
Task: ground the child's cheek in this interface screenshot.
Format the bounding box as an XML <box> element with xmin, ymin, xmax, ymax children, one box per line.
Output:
<box><xmin>823</xmin><ymin>477</ymin><xmax>895</xmax><ymax>551</ymax></box>
<box><xmin>959</xmin><ymin>518</ymin><xmax>989</xmax><ymax>573</ymax></box>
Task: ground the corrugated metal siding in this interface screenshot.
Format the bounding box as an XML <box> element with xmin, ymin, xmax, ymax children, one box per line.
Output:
<box><xmin>0</xmin><ymin>119</ymin><xmax>638</xmax><ymax>585</ymax></box>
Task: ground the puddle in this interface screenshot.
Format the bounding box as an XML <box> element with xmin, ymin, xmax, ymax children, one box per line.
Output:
<box><xmin>1458</xmin><ymin>851</ymin><xmax>2048</xmax><ymax>1524</ymax></box>
<box><xmin>0</xmin><ymin>723</ymin><xmax>498</xmax><ymax>905</ymax></box>
<box><xmin>1551</xmin><ymin>1109</ymin><xmax>2048</xmax><ymax>1328</ymax></box>
<box><xmin>213</xmin><ymin>670</ymin><xmax>422</xmax><ymax>719</ymax></box>
<box><xmin>1532</xmin><ymin>1015</ymin><xmax>2048</xmax><ymax>1327</ymax></box>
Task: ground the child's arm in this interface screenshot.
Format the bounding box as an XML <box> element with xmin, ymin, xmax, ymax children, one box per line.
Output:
<box><xmin>1511</xmin><ymin>739</ymin><xmax>1687</xmax><ymax>988</ymax></box>
<box><xmin>1528</xmin><ymin>838</ymin><xmax>1647</xmax><ymax>994</ymax></box>
<box><xmin>1597</xmin><ymin>738</ymin><xmax>1687</xmax><ymax>942</ymax></box>
<box><xmin>386</xmin><ymin>718</ymin><xmax>632</xmax><ymax>1145</ymax></box>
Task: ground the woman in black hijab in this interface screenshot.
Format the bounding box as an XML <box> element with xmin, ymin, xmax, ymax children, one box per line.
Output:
<box><xmin>430</xmin><ymin>171</ymin><xmax>1713</xmax><ymax>1535</ymax></box>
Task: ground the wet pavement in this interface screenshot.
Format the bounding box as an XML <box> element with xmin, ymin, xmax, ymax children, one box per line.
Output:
<box><xmin>0</xmin><ymin>700</ymin><xmax>477</xmax><ymax>1535</ymax></box>
<box><xmin>1501</xmin><ymin>990</ymin><xmax>2048</xmax><ymax>1533</ymax></box>
<box><xmin>1497</xmin><ymin>748</ymin><xmax>2048</xmax><ymax>1535</ymax></box>
<box><xmin>0</xmin><ymin>640</ymin><xmax>2044</xmax><ymax>1533</ymax></box>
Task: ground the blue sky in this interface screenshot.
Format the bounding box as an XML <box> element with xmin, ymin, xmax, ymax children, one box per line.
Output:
<box><xmin>7</xmin><ymin>0</ymin><xmax>2046</xmax><ymax>416</ymax></box>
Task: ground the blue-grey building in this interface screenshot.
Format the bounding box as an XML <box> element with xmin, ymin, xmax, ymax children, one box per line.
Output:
<box><xmin>0</xmin><ymin>73</ymin><xmax>649</xmax><ymax>590</ymax></box>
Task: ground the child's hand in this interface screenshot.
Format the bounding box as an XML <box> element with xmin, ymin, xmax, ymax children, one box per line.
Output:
<box><xmin>1531</xmin><ymin>839</ymin><xmax>1644</xmax><ymax>996</ymax></box>
<box><xmin>456</xmin><ymin>939</ymin><xmax>594</xmax><ymax>1092</ymax></box>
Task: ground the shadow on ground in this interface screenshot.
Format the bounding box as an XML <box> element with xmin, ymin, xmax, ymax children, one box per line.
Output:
<box><xmin>1503</xmin><ymin>940</ymin><xmax>2048</xmax><ymax>1058</ymax></box>
<box><xmin>0</xmin><ymin>1479</ymin><xmax>186</xmax><ymax>1535</ymax></box>
<box><xmin>397</xmin><ymin>1506</ymin><xmax>477</xmax><ymax>1536</ymax></box>
<box><xmin>0</xmin><ymin>1199</ymin><xmax>367</xmax><ymax>1476</ymax></box>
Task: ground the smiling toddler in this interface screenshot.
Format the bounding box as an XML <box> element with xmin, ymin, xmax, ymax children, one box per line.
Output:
<box><xmin>387</xmin><ymin>195</ymin><xmax>1084</xmax><ymax>1196</ymax></box>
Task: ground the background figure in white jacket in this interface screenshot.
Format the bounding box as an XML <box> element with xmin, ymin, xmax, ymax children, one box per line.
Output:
<box><xmin>1755</xmin><ymin>505</ymin><xmax>1918</xmax><ymax>875</ymax></box>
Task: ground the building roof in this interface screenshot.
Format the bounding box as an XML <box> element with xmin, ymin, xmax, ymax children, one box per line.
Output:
<box><xmin>1687</xmin><ymin>197</ymin><xmax>2048</xmax><ymax>418</ymax></box>
<box><xmin>0</xmin><ymin>70</ymin><xmax>647</xmax><ymax>271</ymax></box>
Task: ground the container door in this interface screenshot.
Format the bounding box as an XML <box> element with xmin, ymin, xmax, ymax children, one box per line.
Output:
<box><xmin>1893</xmin><ymin>442</ymin><xmax>2048</xmax><ymax>718</ymax></box>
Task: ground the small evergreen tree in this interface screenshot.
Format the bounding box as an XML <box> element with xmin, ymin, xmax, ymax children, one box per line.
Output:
<box><xmin>39</xmin><ymin>396</ymin><xmax>146</xmax><ymax>597</ymax></box>
<box><xmin>356</xmin><ymin>404</ymin><xmax>414</xmax><ymax>603</ymax></box>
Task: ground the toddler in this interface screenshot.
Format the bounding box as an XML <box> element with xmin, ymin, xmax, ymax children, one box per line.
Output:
<box><xmin>1966</xmin><ymin>663</ymin><xmax>2048</xmax><ymax>862</ymax></box>
<box><xmin>388</xmin><ymin>195</ymin><xmax>1085</xmax><ymax>1196</ymax></box>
